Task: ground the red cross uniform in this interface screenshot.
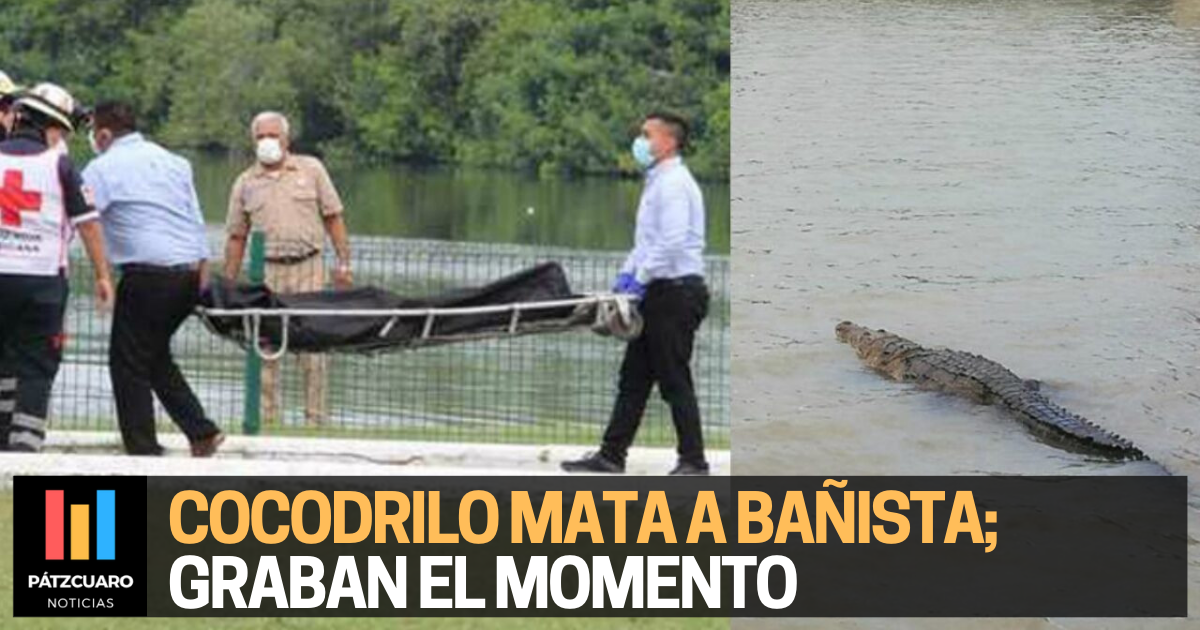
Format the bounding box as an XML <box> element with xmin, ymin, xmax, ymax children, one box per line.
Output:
<box><xmin>0</xmin><ymin>130</ymin><xmax>95</xmax><ymax>452</ymax></box>
<box><xmin>0</xmin><ymin>147</ymin><xmax>70</xmax><ymax>275</ymax></box>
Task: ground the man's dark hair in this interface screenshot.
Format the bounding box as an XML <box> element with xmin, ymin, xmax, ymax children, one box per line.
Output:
<box><xmin>92</xmin><ymin>100</ymin><xmax>138</xmax><ymax>136</ymax></box>
<box><xmin>645</xmin><ymin>111</ymin><xmax>690</xmax><ymax>152</ymax></box>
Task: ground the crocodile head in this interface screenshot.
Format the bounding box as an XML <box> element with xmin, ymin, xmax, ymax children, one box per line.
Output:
<box><xmin>836</xmin><ymin>320</ymin><xmax>917</xmax><ymax>378</ymax></box>
<box><xmin>836</xmin><ymin>320</ymin><xmax>882</xmax><ymax>347</ymax></box>
<box><xmin>835</xmin><ymin>321</ymin><xmax>862</xmax><ymax>343</ymax></box>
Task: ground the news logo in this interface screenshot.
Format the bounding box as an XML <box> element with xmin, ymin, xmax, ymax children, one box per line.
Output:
<box><xmin>44</xmin><ymin>489</ymin><xmax>116</xmax><ymax>561</ymax></box>
<box><xmin>13</xmin><ymin>476</ymin><xmax>148</xmax><ymax>616</ymax></box>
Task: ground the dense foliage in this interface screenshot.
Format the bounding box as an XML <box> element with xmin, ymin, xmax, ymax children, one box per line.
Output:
<box><xmin>1</xmin><ymin>0</ymin><xmax>729</xmax><ymax>179</ymax></box>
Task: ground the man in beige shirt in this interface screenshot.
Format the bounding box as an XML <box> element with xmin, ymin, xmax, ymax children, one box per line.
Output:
<box><xmin>223</xmin><ymin>111</ymin><xmax>352</xmax><ymax>426</ymax></box>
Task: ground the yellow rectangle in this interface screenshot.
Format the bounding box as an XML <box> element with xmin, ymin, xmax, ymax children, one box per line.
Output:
<box><xmin>70</xmin><ymin>504</ymin><xmax>89</xmax><ymax>560</ymax></box>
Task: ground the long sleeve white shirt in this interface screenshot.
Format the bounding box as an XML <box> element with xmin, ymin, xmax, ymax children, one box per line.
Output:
<box><xmin>621</xmin><ymin>156</ymin><xmax>706</xmax><ymax>284</ymax></box>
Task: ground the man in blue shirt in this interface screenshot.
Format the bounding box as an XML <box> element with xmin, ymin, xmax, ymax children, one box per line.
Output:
<box><xmin>82</xmin><ymin>101</ymin><xmax>224</xmax><ymax>457</ymax></box>
<box><xmin>562</xmin><ymin>112</ymin><xmax>711</xmax><ymax>475</ymax></box>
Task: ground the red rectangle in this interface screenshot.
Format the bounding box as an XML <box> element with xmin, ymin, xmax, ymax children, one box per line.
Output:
<box><xmin>45</xmin><ymin>490</ymin><xmax>63</xmax><ymax>560</ymax></box>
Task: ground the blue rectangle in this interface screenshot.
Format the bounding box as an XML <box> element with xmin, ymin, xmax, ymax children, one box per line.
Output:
<box><xmin>96</xmin><ymin>490</ymin><xmax>115</xmax><ymax>560</ymax></box>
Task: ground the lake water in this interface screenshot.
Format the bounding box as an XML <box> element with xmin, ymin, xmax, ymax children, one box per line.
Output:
<box><xmin>732</xmin><ymin>0</ymin><xmax>1200</xmax><ymax>623</ymax></box>
<box><xmin>188</xmin><ymin>154</ymin><xmax>731</xmax><ymax>254</ymax></box>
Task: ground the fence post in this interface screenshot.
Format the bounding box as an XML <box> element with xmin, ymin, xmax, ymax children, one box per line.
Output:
<box><xmin>242</xmin><ymin>230</ymin><xmax>266</xmax><ymax>435</ymax></box>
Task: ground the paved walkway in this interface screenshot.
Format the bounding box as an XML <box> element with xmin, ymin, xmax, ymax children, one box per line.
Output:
<box><xmin>0</xmin><ymin>432</ymin><xmax>730</xmax><ymax>486</ymax></box>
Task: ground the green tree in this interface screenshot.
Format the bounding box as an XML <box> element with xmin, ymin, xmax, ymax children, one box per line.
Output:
<box><xmin>0</xmin><ymin>0</ymin><xmax>189</xmax><ymax>105</ymax></box>
<box><xmin>332</xmin><ymin>0</ymin><xmax>498</xmax><ymax>162</ymax></box>
<box><xmin>151</xmin><ymin>0</ymin><xmax>301</xmax><ymax>149</ymax></box>
<box><xmin>2</xmin><ymin>0</ymin><xmax>729</xmax><ymax>180</ymax></box>
<box><xmin>457</xmin><ymin>0</ymin><xmax>728</xmax><ymax>177</ymax></box>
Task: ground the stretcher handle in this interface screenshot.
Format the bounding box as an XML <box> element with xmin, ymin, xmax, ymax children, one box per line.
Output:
<box><xmin>249</xmin><ymin>312</ymin><xmax>290</xmax><ymax>361</ymax></box>
<box><xmin>508</xmin><ymin>305</ymin><xmax>522</xmax><ymax>334</ymax></box>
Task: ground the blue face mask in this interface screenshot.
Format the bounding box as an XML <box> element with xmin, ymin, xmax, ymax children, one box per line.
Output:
<box><xmin>631</xmin><ymin>136</ymin><xmax>655</xmax><ymax>169</ymax></box>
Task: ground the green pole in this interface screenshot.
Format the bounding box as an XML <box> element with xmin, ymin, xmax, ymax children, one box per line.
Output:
<box><xmin>242</xmin><ymin>231</ymin><xmax>266</xmax><ymax>435</ymax></box>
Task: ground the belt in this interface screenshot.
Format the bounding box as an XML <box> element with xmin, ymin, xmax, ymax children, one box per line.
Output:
<box><xmin>119</xmin><ymin>262</ymin><xmax>200</xmax><ymax>274</ymax></box>
<box><xmin>265</xmin><ymin>250</ymin><xmax>320</xmax><ymax>265</ymax></box>
<box><xmin>648</xmin><ymin>275</ymin><xmax>705</xmax><ymax>289</ymax></box>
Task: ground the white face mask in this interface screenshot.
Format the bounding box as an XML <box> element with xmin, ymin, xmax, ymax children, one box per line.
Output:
<box><xmin>88</xmin><ymin>129</ymin><xmax>101</xmax><ymax>155</ymax></box>
<box><xmin>256</xmin><ymin>137</ymin><xmax>284</xmax><ymax>165</ymax></box>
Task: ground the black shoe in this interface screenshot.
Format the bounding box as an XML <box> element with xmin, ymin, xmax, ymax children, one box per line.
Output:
<box><xmin>561</xmin><ymin>452</ymin><xmax>624</xmax><ymax>474</ymax></box>
<box><xmin>190</xmin><ymin>431</ymin><xmax>225</xmax><ymax>458</ymax></box>
<box><xmin>669</xmin><ymin>460</ymin><xmax>710</xmax><ymax>475</ymax></box>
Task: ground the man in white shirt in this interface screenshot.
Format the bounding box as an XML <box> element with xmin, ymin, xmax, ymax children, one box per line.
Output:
<box><xmin>563</xmin><ymin>112</ymin><xmax>711</xmax><ymax>475</ymax></box>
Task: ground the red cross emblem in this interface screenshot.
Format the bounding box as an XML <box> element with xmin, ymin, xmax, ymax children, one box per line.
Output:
<box><xmin>0</xmin><ymin>170</ymin><xmax>43</xmax><ymax>227</ymax></box>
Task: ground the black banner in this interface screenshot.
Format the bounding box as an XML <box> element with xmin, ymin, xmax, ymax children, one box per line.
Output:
<box><xmin>736</xmin><ymin>476</ymin><xmax>1185</xmax><ymax>616</ymax></box>
<box><xmin>10</xmin><ymin>475</ymin><xmax>1186</xmax><ymax>617</ymax></box>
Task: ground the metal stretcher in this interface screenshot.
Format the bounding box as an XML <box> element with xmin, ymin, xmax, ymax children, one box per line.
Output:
<box><xmin>196</xmin><ymin>293</ymin><xmax>641</xmax><ymax>361</ymax></box>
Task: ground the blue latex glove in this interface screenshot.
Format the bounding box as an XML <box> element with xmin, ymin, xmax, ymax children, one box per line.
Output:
<box><xmin>612</xmin><ymin>272</ymin><xmax>645</xmax><ymax>298</ymax></box>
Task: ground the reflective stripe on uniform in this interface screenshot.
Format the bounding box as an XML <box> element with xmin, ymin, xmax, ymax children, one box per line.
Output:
<box><xmin>0</xmin><ymin>378</ymin><xmax>16</xmax><ymax>391</ymax></box>
<box><xmin>12</xmin><ymin>412</ymin><xmax>46</xmax><ymax>433</ymax></box>
<box><xmin>9</xmin><ymin>430</ymin><xmax>43</xmax><ymax>450</ymax></box>
<box><xmin>0</xmin><ymin>400</ymin><xmax>14</xmax><ymax>413</ymax></box>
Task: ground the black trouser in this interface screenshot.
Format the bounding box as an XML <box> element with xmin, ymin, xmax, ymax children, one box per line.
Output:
<box><xmin>110</xmin><ymin>266</ymin><xmax>219</xmax><ymax>455</ymax></box>
<box><xmin>601</xmin><ymin>276</ymin><xmax>710</xmax><ymax>466</ymax></box>
<box><xmin>0</xmin><ymin>274</ymin><xmax>67</xmax><ymax>451</ymax></box>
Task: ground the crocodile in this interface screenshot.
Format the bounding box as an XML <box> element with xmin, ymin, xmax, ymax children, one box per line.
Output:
<box><xmin>835</xmin><ymin>321</ymin><xmax>1149</xmax><ymax>461</ymax></box>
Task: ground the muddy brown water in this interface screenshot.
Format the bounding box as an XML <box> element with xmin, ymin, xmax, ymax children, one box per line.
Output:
<box><xmin>732</xmin><ymin>0</ymin><xmax>1200</xmax><ymax>624</ymax></box>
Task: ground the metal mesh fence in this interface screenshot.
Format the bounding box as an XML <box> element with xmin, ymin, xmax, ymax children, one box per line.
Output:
<box><xmin>53</xmin><ymin>233</ymin><xmax>729</xmax><ymax>448</ymax></box>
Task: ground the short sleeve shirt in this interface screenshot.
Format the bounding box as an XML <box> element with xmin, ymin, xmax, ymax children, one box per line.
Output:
<box><xmin>225</xmin><ymin>154</ymin><xmax>344</xmax><ymax>258</ymax></box>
